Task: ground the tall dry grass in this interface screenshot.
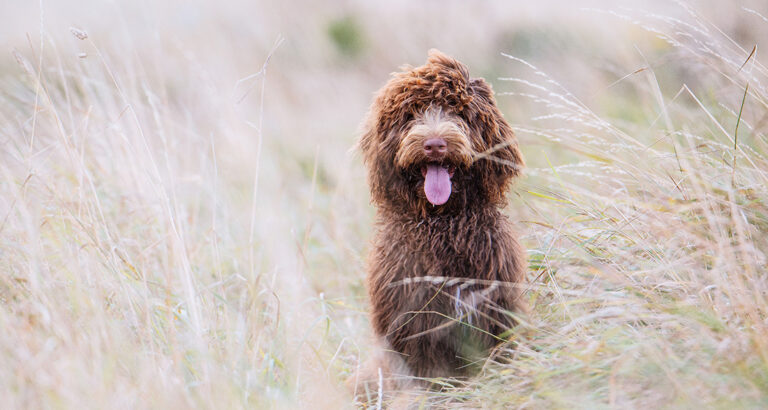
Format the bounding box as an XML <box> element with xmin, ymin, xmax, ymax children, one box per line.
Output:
<box><xmin>1</xmin><ymin>1</ymin><xmax>768</xmax><ymax>408</ymax></box>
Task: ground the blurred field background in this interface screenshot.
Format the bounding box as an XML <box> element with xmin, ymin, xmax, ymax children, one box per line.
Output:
<box><xmin>2</xmin><ymin>0</ymin><xmax>768</xmax><ymax>408</ymax></box>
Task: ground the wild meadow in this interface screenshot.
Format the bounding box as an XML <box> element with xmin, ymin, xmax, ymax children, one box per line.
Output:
<box><xmin>2</xmin><ymin>0</ymin><xmax>768</xmax><ymax>408</ymax></box>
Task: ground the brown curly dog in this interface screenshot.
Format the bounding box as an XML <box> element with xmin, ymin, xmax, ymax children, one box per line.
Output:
<box><xmin>357</xmin><ymin>50</ymin><xmax>527</xmax><ymax>389</ymax></box>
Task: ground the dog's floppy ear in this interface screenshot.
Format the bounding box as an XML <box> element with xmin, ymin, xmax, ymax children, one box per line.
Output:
<box><xmin>358</xmin><ymin>83</ymin><xmax>400</xmax><ymax>168</ymax></box>
<box><xmin>358</xmin><ymin>106</ymin><xmax>379</xmax><ymax>166</ymax></box>
<box><xmin>358</xmin><ymin>84</ymin><xmax>410</xmax><ymax>207</ymax></box>
<box><xmin>466</xmin><ymin>77</ymin><xmax>524</xmax><ymax>200</ymax></box>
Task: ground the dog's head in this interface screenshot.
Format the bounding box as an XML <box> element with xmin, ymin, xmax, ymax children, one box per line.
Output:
<box><xmin>359</xmin><ymin>50</ymin><xmax>524</xmax><ymax>215</ymax></box>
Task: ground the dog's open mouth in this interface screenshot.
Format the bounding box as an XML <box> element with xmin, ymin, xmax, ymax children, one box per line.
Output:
<box><xmin>421</xmin><ymin>163</ymin><xmax>456</xmax><ymax>206</ymax></box>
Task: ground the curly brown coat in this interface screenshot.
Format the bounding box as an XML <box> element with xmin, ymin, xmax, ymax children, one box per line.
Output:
<box><xmin>359</xmin><ymin>50</ymin><xmax>527</xmax><ymax>380</ymax></box>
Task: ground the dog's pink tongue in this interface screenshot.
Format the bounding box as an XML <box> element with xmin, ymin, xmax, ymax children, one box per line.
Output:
<box><xmin>424</xmin><ymin>164</ymin><xmax>451</xmax><ymax>205</ymax></box>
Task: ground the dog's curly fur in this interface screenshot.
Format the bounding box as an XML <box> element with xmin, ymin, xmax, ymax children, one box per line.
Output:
<box><xmin>359</xmin><ymin>50</ymin><xmax>527</xmax><ymax>382</ymax></box>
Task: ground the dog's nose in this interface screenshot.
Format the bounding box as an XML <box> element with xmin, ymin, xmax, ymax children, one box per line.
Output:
<box><xmin>423</xmin><ymin>138</ymin><xmax>447</xmax><ymax>159</ymax></box>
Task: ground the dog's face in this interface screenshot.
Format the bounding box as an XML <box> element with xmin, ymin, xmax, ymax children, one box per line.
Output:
<box><xmin>360</xmin><ymin>50</ymin><xmax>524</xmax><ymax>215</ymax></box>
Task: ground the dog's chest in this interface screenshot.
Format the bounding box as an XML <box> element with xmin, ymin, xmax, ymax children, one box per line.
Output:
<box><xmin>405</xmin><ymin>216</ymin><xmax>495</xmax><ymax>267</ymax></box>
